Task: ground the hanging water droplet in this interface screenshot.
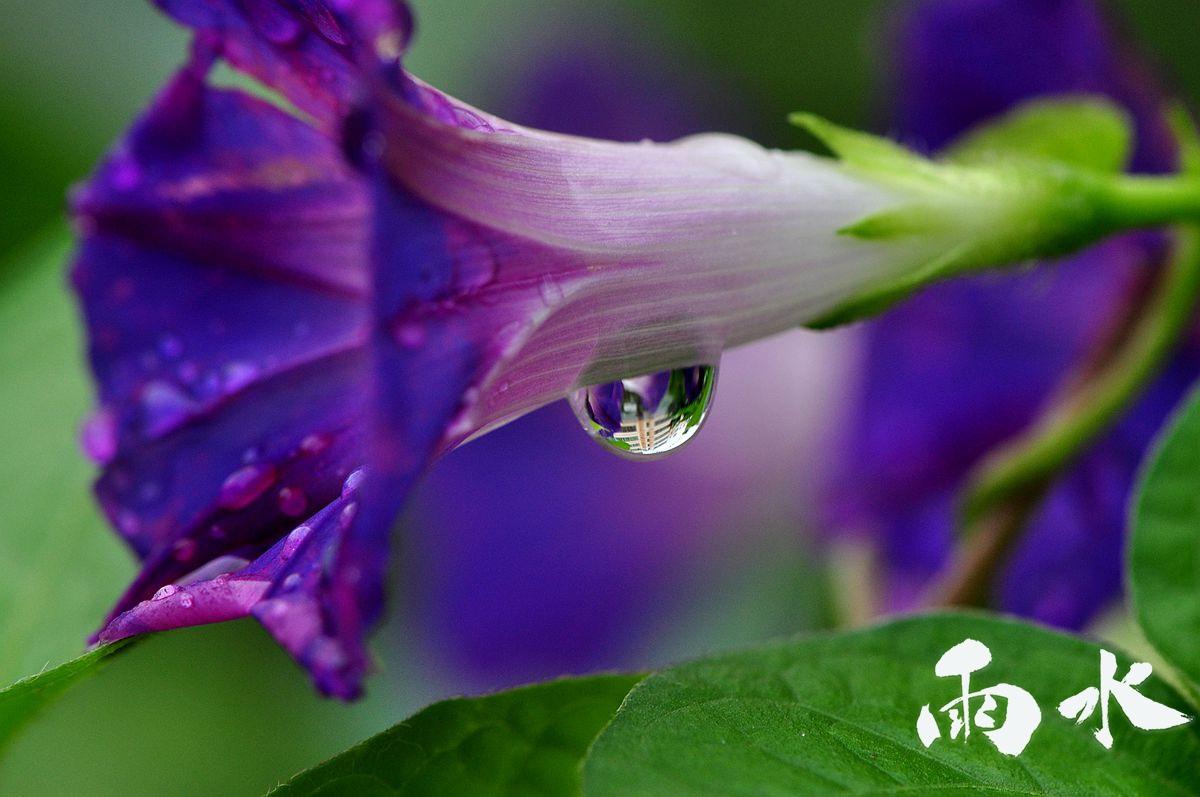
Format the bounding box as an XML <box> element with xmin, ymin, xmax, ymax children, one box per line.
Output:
<box><xmin>569</xmin><ymin>364</ymin><xmax>718</xmax><ymax>459</ymax></box>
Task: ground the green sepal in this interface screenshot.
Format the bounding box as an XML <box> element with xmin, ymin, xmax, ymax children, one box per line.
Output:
<box><xmin>945</xmin><ymin>96</ymin><xmax>1133</xmax><ymax>173</ymax></box>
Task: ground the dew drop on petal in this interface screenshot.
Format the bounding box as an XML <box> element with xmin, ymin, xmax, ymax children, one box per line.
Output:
<box><xmin>277</xmin><ymin>486</ymin><xmax>309</xmax><ymax>517</ymax></box>
<box><xmin>256</xmin><ymin>597</ymin><xmax>289</xmax><ymax>620</ymax></box>
<box><xmin>80</xmin><ymin>409</ymin><xmax>118</xmax><ymax>464</ymax></box>
<box><xmin>172</xmin><ymin>538</ymin><xmax>198</xmax><ymax>562</ymax></box>
<box><xmin>341</xmin><ymin>468</ymin><xmax>366</xmax><ymax>497</ymax></box>
<box><xmin>392</xmin><ymin>319</ymin><xmax>426</xmax><ymax>350</ymax></box>
<box><xmin>157</xmin><ymin>334</ymin><xmax>183</xmax><ymax>360</ymax></box>
<box><xmin>299</xmin><ymin>433</ymin><xmax>331</xmax><ymax>456</ymax></box>
<box><xmin>282</xmin><ymin>573</ymin><xmax>302</xmax><ymax>590</ymax></box>
<box><xmin>538</xmin><ymin>275</ymin><xmax>565</xmax><ymax>307</ymax></box>
<box><xmin>177</xmin><ymin>590</ymin><xmax>194</xmax><ymax>609</ymax></box>
<box><xmin>217</xmin><ymin>463</ymin><xmax>278</xmax><ymax>510</ymax></box>
<box><xmin>221</xmin><ymin>361</ymin><xmax>260</xmax><ymax>394</ymax></box>
<box><xmin>281</xmin><ymin>525</ymin><xmax>312</xmax><ymax>559</ymax></box>
<box><xmin>152</xmin><ymin>584</ymin><xmax>178</xmax><ymax>601</ymax></box>
<box><xmin>568</xmin><ymin>364</ymin><xmax>718</xmax><ymax>459</ymax></box>
<box><xmin>139</xmin><ymin>380</ymin><xmax>196</xmax><ymax>437</ymax></box>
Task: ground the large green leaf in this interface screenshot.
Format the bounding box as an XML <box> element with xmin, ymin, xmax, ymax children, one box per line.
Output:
<box><xmin>0</xmin><ymin>643</ymin><xmax>127</xmax><ymax>756</ymax></box>
<box><xmin>0</xmin><ymin>229</ymin><xmax>131</xmax><ymax>684</ymax></box>
<box><xmin>1130</xmin><ymin>385</ymin><xmax>1200</xmax><ymax>697</ymax></box>
<box><xmin>584</xmin><ymin>614</ymin><xmax>1200</xmax><ymax>796</ymax></box>
<box><xmin>271</xmin><ymin>674</ymin><xmax>642</xmax><ymax>797</ymax></box>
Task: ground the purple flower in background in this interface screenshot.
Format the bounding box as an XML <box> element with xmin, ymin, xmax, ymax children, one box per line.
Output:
<box><xmin>827</xmin><ymin>0</ymin><xmax>1200</xmax><ymax>626</ymax></box>
<box><xmin>73</xmin><ymin>0</ymin><xmax>933</xmax><ymax>697</ymax></box>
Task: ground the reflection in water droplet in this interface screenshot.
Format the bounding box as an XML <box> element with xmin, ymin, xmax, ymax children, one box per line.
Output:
<box><xmin>569</xmin><ymin>364</ymin><xmax>717</xmax><ymax>459</ymax></box>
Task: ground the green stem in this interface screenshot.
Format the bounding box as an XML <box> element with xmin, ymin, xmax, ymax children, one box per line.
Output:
<box><xmin>1100</xmin><ymin>174</ymin><xmax>1200</xmax><ymax>230</ymax></box>
<box><xmin>930</xmin><ymin>223</ymin><xmax>1200</xmax><ymax>607</ymax></box>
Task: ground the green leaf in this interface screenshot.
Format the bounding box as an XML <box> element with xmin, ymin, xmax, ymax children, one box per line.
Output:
<box><xmin>946</xmin><ymin>97</ymin><xmax>1133</xmax><ymax>173</ymax></box>
<box><xmin>1130</xmin><ymin>384</ymin><xmax>1200</xmax><ymax>699</ymax></box>
<box><xmin>271</xmin><ymin>674</ymin><xmax>643</xmax><ymax>797</ymax></box>
<box><xmin>0</xmin><ymin>228</ymin><xmax>131</xmax><ymax>684</ymax></box>
<box><xmin>0</xmin><ymin>643</ymin><xmax>127</xmax><ymax>756</ymax></box>
<box><xmin>583</xmin><ymin>613</ymin><xmax>1200</xmax><ymax>796</ymax></box>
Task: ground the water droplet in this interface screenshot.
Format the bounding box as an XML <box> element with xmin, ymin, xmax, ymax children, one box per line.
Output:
<box><xmin>277</xmin><ymin>486</ymin><xmax>309</xmax><ymax>517</ymax></box>
<box><xmin>538</xmin><ymin>275</ymin><xmax>565</xmax><ymax>306</ymax></box>
<box><xmin>152</xmin><ymin>584</ymin><xmax>178</xmax><ymax>601</ymax></box>
<box><xmin>341</xmin><ymin>468</ymin><xmax>366</xmax><ymax>497</ymax></box>
<box><xmin>218</xmin><ymin>463</ymin><xmax>278</xmax><ymax>510</ymax></box>
<box><xmin>80</xmin><ymin>409</ymin><xmax>118</xmax><ymax>464</ymax></box>
<box><xmin>157</xmin><ymin>334</ymin><xmax>183</xmax><ymax>360</ymax></box>
<box><xmin>281</xmin><ymin>525</ymin><xmax>312</xmax><ymax>559</ymax></box>
<box><xmin>172</xmin><ymin>538</ymin><xmax>197</xmax><ymax>562</ymax></box>
<box><xmin>139</xmin><ymin>380</ymin><xmax>196</xmax><ymax>437</ymax></box>
<box><xmin>221</xmin><ymin>361</ymin><xmax>260</xmax><ymax>394</ymax></box>
<box><xmin>392</xmin><ymin>318</ymin><xmax>426</xmax><ymax>349</ymax></box>
<box><xmin>178</xmin><ymin>591</ymin><xmax>194</xmax><ymax>609</ymax></box>
<box><xmin>568</xmin><ymin>364</ymin><xmax>717</xmax><ymax>459</ymax></box>
<box><xmin>256</xmin><ymin>598</ymin><xmax>289</xmax><ymax>621</ymax></box>
<box><xmin>282</xmin><ymin>573</ymin><xmax>302</xmax><ymax>590</ymax></box>
<box><xmin>300</xmin><ymin>433</ymin><xmax>331</xmax><ymax>456</ymax></box>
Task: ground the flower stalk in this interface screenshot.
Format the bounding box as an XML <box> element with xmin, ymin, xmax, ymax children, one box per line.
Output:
<box><xmin>930</xmin><ymin>112</ymin><xmax>1200</xmax><ymax>608</ymax></box>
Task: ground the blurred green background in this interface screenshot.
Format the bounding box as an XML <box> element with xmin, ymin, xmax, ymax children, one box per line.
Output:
<box><xmin>2</xmin><ymin>1</ymin><xmax>1200</xmax><ymax>794</ymax></box>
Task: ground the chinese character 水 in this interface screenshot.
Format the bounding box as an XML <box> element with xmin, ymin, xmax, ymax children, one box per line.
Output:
<box><xmin>1058</xmin><ymin>649</ymin><xmax>1190</xmax><ymax>749</ymax></box>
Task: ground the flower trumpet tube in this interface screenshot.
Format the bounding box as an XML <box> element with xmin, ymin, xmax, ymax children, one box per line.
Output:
<box><xmin>69</xmin><ymin>0</ymin><xmax>1200</xmax><ymax>698</ymax></box>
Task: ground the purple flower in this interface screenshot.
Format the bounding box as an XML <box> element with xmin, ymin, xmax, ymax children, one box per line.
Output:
<box><xmin>73</xmin><ymin>0</ymin><xmax>930</xmax><ymax>697</ymax></box>
<box><xmin>827</xmin><ymin>0</ymin><xmax>1200</xmax><ymax>626</ymax></box>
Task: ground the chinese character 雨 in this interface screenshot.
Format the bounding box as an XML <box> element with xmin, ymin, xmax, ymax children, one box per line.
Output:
<box><xmin>1058</xmin><ymin>649</ymin><xmax>1190</xmax><ymax>749</ymax></box>
<box><xmin>917</xmin><ymin>638</ymin><xmax>1041</xmax><ymax>756</ymax></box>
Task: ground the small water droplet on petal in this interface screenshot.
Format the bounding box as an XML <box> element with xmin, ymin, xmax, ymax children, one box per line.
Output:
<box><xmin>392</xmin><ymin>319</ymin><xmax>426</xmax><ymax>349</ymax></box>
<box><xmin>81</xmin><ymin>409</ymin><xmax>118</xmax><ymax>464</ymax></box>
<box><xmin>177</xmin><ymin>590</ymin><xmax>194</xmax><ymax>609</ymax></box>
<box><xmin>152</xmin><ymin>584</ymin><xmax>178</xmax><ymax>601</ymax></box>
<box><xmin>221</xmin><ymin>361</ymin><xmax>260</xmax><ymax>394</ymax></box>
<box><xmin>218</xmin><ymin>463</ymin><xmax>278</xmax><ymax>510</ymax></box>
<box><xmin>139</xmin><ymin>380</ymin><xmax>196</xmax><ymax>437</ymax></box>
<box><xmin>277</xmin><ymin>486</ymin><xmax>309</xmax><ymax>517</ymax></box>
<box><xmin>282</xmin><ymin>525</ymin><xmax>312</xmax><ymax>559</ymax></box>
<box><xmin>300</xmin><ymin>433</ymin><xmax>331</xmax><ymax>456</ymax></box>
<box><xmin>172</xmin><ymin>538</ymin><xmax>198</xmax><ymax>562</ymax></box>
<box><xmin>538</xmin><ymin>275</ymin><xmax>565</xmax><ymax>306</ymax></box>
<box><xmin>569</xmin><ymin>364</ymin><xmax>718</xmax><ymax>459</ymax></box>
<box><xmin>341</xmin><ymin>468</ymin><xmax>366</xmax><ymax>497</ymax></box>
<box><xmin>157</xmin><ymin>334</ymin><xmax>183</xmax><ymax>360</ymax></box>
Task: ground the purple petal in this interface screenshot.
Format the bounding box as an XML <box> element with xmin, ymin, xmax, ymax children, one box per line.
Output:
<box><xmin>151</xmin><ymin>0</ymin><xmax>413</xmax><ymax>126</ymax></box>
<box><xmin>361</xmin><ymin>81</ymin><xmax>934</xmax><ymax>446</ymax></box>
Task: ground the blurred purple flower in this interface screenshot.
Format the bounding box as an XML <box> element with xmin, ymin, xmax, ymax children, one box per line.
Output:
<box><xmin>827</xmin><ymin>0</ymin><xmax>1200</xmax><ymax>626</ymax></box>
<box><xmin>73</xmin><ymin>0</ymin><xmax>912</xmax><ymax>697</ymax></box>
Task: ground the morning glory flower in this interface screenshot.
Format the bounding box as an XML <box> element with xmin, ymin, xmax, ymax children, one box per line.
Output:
<box><xmin>826</xmin><ymin>0</ymin><xmax>1200</xmax><ymax>626</ymax></box>
<box><xmin>71</xmin><ymin>0</ymin><xmax>1192</xmax><ymax>697</ymax></box>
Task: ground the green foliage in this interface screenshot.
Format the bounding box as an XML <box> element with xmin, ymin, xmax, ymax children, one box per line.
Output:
<box><xmin>0</xmin><ymin>643</ymin><xmax>127</xmax><ymax>756</ymax></box>
<box><xmin>1130</xmin><ymin>385</ymin><xmax>1200</xmax><ymax>699</ymax></box>
<box><xmin>583</xmin><ymin>614</ymin><xmax>1200</xmax><ymax>796</ymax></box>
<box><xmin>946</xmin><ymin>97</ymin><xmax>1133</xmax><ymax>173</ymax></box>
<box><xmin>272</xmin><ymin>674</ymin><xmax>643</xmax><ymax>797</ymax></box>
<box><xmin>0</xmin><ymin>229</ymin><xmax>131</xmax><ymax>684</ymax></box>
